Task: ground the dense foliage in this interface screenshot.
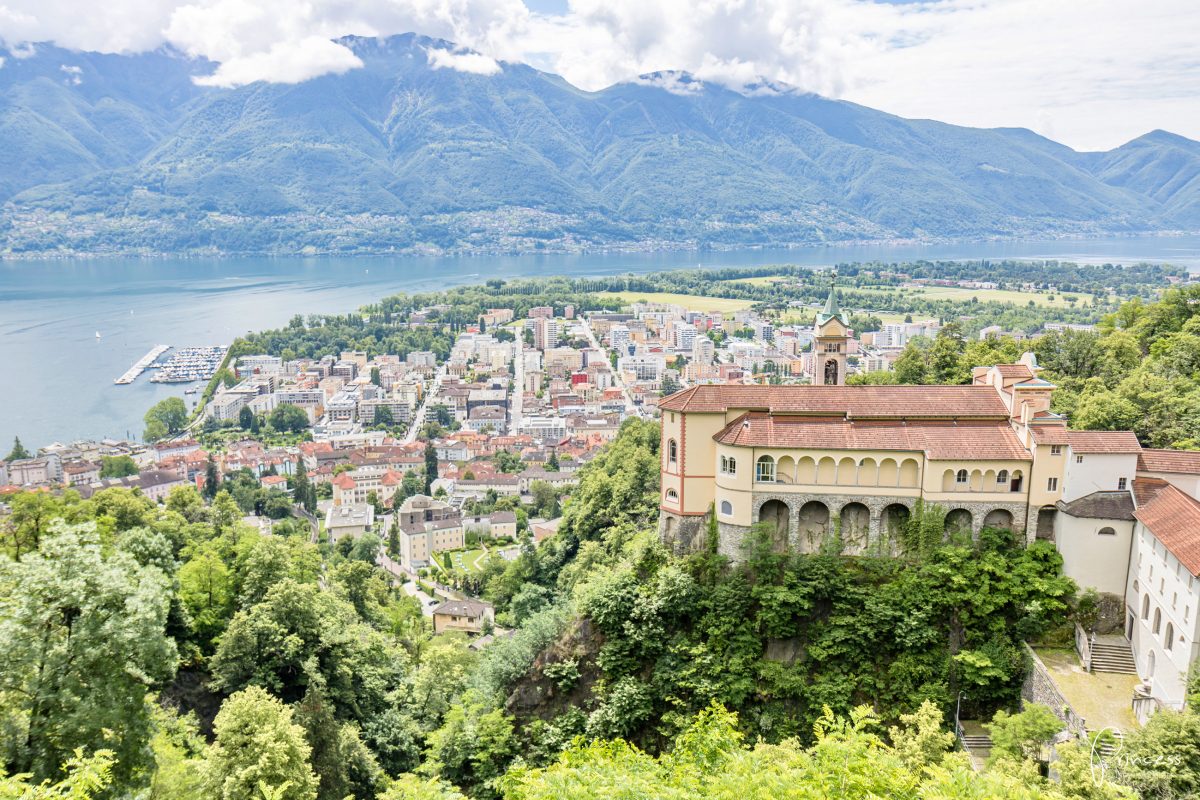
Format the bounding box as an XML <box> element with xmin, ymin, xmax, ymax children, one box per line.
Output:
<box><xmin>877</xmin><ymin>283</ymin><xmax>1200</xmax><ymax>448</ymax></box>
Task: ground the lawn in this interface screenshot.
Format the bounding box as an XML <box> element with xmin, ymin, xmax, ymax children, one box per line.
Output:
<box><xmin>441</xmin><ymin>548</ymin><xmax>489</xmax><ymax>575</ymax></box>
<box><xmin>595</xmin><ymin>291</ymin><xmax>755</xmax><ymax>314</ymax></box>
<box><xmin>853</xmin><ymin>285</ymin><xmax>1097</xmax><ymax>308</ymax></box>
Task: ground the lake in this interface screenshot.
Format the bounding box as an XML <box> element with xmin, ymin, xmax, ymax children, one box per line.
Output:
<box><xmin>3</xmin><ymin>234</ymin><xmax>1200</xmax><ymax>451</ymax></box>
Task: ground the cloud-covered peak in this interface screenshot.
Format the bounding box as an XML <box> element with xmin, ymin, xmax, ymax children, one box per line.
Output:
<box><xmin>0</xmin><ymin>0</ymin><xmax>1196</xmax><ymax>148</ymax></box>
<box><xmin>629</xmin><ymin>70</ymin><xmax>705</xmax><ymax>95</ymax></box>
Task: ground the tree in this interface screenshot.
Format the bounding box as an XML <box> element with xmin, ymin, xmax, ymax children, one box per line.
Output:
<box><xmin>893</xmin><ymin>342</ymin><xmax>931</xmax><ymax>384</ymax></box>
<box><xmin>0</xmin><ymin>747</ymin><xmax>116</xmax><ymax>799</ymax></box>
<box><xmin>0</xmin><ymin>522</ymin><xmax>177</xmax><ymax>790</ymax></box>
<box><xmin>238</xmin><ymin>405</ymin><xmax>255</xmax><ymax>430</ymax></box>
<box><xmin>1116</xmin><ymin>708</ymin><xmax>1200</xmax><ymax>798</ymax></box>
<box><xmin>203</xmin><ymin>461</ymin><xmax>221</xmax><ymax>500</ymax></box>
<box><xmin>424</xmin><ymin>443</ymin><xmax>439</xmax><ymax>494</ymax></box>
<box><xmin>545</xmin><ymin>451</ymin><xmax>559</xmax><ymax>472</ymax></box>
<box><xmin>492</xmin><ymin>450</ymin><xmax>523</xmax><ymax>474</ymax></box>
<box><xmin>293</xmin><ymin>458</ymin><xmax>315</xmax><ymax>515</ymax></box>
<box><xmin>269</xmin><ymin>404</ymin><xmax>310</xmax><ymax>434</ymax></box>
<box><xmin>143</xmin><ymin>397</ymin><xmax>188</xmax><ymax>442</ymax></box>
<box><xmin>203</xmin><ymin>687</ymin><xmax>318</xmax><ymax>800</ymax></box>
<box><xmin>374</xmin><ymin>405</ymin><xmax>395</xmax><ymax>427</ymax></box>
<box><xmin>370</xmin><ymin>367</ymin><xmax>382</xmax><ymax>386</ymax></box>
<box><xmin>99</xmin><ymin>455</ymin><xmax>139</xmax><ymax>478</ymax></box>
<box><xmin>5</xmin><ymin>436</ymin><xmax>30</xmax><ymax>461</ymax></box>
<box><xmin>380</xmin><ymin>775</ymin><xmax>466</xmax><ymax>800</ymax></box>
<box><xmin>985</xmin><ymin>704</ymin><xmax>1064</xmax><ymax>767</ymax></box>
<box><xmin>388</xmin><ymin>515</ymin><xmax>401</xmax><ymax>558</ymax></box>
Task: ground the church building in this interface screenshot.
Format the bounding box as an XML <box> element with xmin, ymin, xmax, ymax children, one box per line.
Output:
<box><xmin>657</xmin><ymin>353</ymin><xmax>1200</xmax><ymax>713</ymax></box>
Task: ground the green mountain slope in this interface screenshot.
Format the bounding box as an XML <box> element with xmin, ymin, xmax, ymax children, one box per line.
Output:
<box><xmin>1</xmin><ymin>34</ymin><xmax>1195</xmax><ymax>255</ymax></box>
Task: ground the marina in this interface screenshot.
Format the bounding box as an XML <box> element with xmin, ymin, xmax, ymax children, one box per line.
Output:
<box><xmin>149</xmin><ymin>346</ymin><xmax>228</xmax><ymax>383</ymax></box>
<box><xmin>113</xmin><ymin>344</ymin><xmax>171</xmax><ymax>385</ymax></box>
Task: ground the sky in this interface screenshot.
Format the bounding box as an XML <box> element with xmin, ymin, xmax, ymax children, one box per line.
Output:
<box><xmin>0</xmin><ymin>0</ymin><xmax>1196</xmax><ymax>151</ymax></box>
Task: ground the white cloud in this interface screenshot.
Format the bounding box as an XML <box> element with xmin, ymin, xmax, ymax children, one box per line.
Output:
<box><xmin>59</xmin><ymin>63</ymin><xmax>81</xmax><ymax>84</ymax></box>
<box><xmin>426</xmin><ymin>46</ymin><xmax>500</xmax><ymax>75</ymax></box>
<box><xmin>630</xmin><ymin>71</ymin><xmax>706</xmax><ymax>95</ymax></box>
<box><xmin>0</xmin><ymin>0</ymin><xmax>1197</xmax><ymax>149</ymax></box>
<box><xmin>191</xmin><ymin>37</ymin><xmax>363</xmax><ymax>87</ymax></box>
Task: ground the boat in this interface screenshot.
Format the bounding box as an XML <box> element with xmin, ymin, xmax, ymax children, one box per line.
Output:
<box><xmin>95</xmin><ymin>331</ymin><xmax>101</xmax><ymax>339</ymax></box>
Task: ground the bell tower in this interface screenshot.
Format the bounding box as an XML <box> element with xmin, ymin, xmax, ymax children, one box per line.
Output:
<box><xmin>813</xmin><ymin>277</ymin><xmax>849</xmax><ymax>386</ymax></box>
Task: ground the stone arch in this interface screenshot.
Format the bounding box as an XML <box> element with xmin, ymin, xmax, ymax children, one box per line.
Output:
<box><xmin>945</xmin><ymin>508</ymin><xmax>973</xmax><ymax>536</ymax></box>
<box><xmin>942</xmin><ymin>469</ymin><xmax>956</xmax><ymax>492</ymax></box>
<box><xmin>1141</xmin><ymin>594</ymin><xmax>1150</xmax><ymax>619</ymax></box>
<box><xmin>777</xmin><ymin>455</ymin><xmax>796</xmax><ymax>485</ymax></box>
<box><xmin>899</xmin><ymin>459</ymin><xmax>919</xmax><ymax>488</ymax></box>
<box><xmin>858</xmin><ymin>458</ymin><xmax>878</xmax><ymax>487</ymax></box>
<box><xmin>817</xmin><ymin>457</ymin><xmax>836</xmax><ymax>484</ymax></box>
<box><xmin>1147</xmin><ymin>649</ymin><xmax>1156</xmax><ymax>678</ymax></box>
<box><xmin>840</xmin><ymin>502</ymin><xmax>870</xmax><ymax>555</ymax></box>
<box><xmin>1153</xmin><ymin>607</ymin><xmax>1162</xmax><ymax>634</ymax></box>
<box><xmin>983</xmin><ymin>508</ymin><xmax>1014</xmax><ymax>530</ymax></box>
<box><xmin>883</xmin><ymin>503</ymin><xmax>910</xmax><ymax>536</ymax></box>
<box><xmin>823</xmin><ymin>358</ymin><xmax>839</xmax><ymax>385</ymax></box>
<box><xmin>1036</xmin><ymin>505</ymin><xmax>1056</xmax><ymax>541</ymax></box>
<box><xmin>878</xmin><ymin>458</ymin><xmax>898</xmax><ymax>487</ymax></box>
<box><xmin>758</xmin><ymin>499</ymin><xmax>790</xmax><ymax>553</ymax></box>
<box><xmin>1009</xmin><ymin>469</ymin><xmax>1024</xmax><ymax>492</ymax></box>
<box><xmin>664</xmin><ymin>516</ymin><xmax>677</xmax><ymax>537</ymax></box>
<box><xmin>837</xmin><ymin>457</ymin><xmax>857</xmax><ymax>486</ymax></box>
<box><xmin>797</xmin><ymin>501</ymin><xmax>830</xmax><ymax>553</ymax></box>
<box><xmin>797</xmin><ymin>457</ymin><xmax>816</xmax><ymax>484</ymax></box>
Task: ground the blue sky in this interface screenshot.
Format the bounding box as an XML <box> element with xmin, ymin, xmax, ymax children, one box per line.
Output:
<box><xmin>2</xmin><ymin>0</ymin><xmax>1195</xmax><ymax>150</ymax></box>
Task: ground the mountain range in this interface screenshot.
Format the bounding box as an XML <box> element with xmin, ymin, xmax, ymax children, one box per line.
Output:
<box><xmin>2</xmin><ymin>34</ymin><xmax>1198</xmax><ymax>256</ymax></box>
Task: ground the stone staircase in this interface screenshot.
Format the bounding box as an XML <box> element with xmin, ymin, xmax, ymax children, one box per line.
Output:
<box><xmin>957</xmin><ymin>725</ymin><xmax>993</xmax><ymax>769</ymax></box>
<box><xmin>1090</xmin><ymin>729</ymin><xmax>1124</xmax><ymax>759</ymax></box>
<box><xmin>1089</xmin><ymin>637</ymin><xmax>1138</xmax><ymax>675</ymax></box>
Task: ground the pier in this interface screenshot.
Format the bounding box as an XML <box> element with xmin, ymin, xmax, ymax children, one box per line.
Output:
<box><xmin>114</xmin><ymin>345</ymin><xmax>171</xmax><ymax>385</ymax></box>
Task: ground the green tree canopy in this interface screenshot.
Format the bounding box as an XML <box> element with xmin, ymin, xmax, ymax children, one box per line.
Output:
<box><xmin>203</xmin><ymin>686</ymin><xmax>318</xmax><ymax>800</ymax></box>
<box><xmin>0</xmin><ymin>522</ymin><xmax>177</xmax><ymax>790</ymax></box>
<box><xmin>144</xmin><ymin>397</ymin><xmax>188</xmax><ymax>442</ymax></box>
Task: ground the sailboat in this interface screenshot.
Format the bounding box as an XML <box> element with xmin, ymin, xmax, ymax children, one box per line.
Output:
<box><xmin>95</xmin><ymin>331</ymin><xmax>102</xmax><ymax>339</ymax></box>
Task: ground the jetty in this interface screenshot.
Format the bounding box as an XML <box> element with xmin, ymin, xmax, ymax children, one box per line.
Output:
<box><xmin>115</xmin><ymin>345</ymin><xmax>171</xmax><ymax>385</ymax></box>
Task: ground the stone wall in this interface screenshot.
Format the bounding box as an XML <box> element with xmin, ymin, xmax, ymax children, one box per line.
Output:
<box><xmin>1021</xmin><ymin>644</ymin><xmax>1088</xmax><ymax>740</ymax></box>
<box><xmin>659</xmin><ymin>510</ymin><xmax>709</xmax><ymax>556</ymax></box>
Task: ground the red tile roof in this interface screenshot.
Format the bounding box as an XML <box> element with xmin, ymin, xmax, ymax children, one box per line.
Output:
<box><xmin>1029</xmin><ymin>424</ymin><xmax>1070</xmax><ymax>445</ymax></box>
<box><xmin>660</xmin><ymin>385</ymin><xmax>1009</xmax><ymax>418</ymax></box>
<box><xmin>1134</xmin><ymin>480</ymin><xmax>1200</xmax><ymax>577</ymax></box>
<box><xmin>1132</xmin><ymin>477</ymin><xmax>1170</xmax><ymax>506</ymax></box>
<box><xmin>1138</xmin><ymin>449</ymin><xmax>1200</xmax><ymax>475</ymax></box>
<box><xmin>332</xmin><ymin>473</ymin><xmax>356</xmax><ymax>489</ymax></box>
<box><xmin>713</xmin><ymin>413</ymin><xmax>1030</xmax><ymax>461</ymax></box>
<box><xmin>996</xmin><ymin>364</ymin><xmax>1035</xmax><ymax>378</ymax></box>
<box><xmin>1066</xmin><ymin>431</ymin><xmax>1143</xmax><ymax>454</ymax></box>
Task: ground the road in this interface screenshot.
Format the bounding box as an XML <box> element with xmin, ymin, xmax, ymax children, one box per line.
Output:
<box><xmin>511</xmin><ymin>341</ymin><xmax>524</xmax><ymax>434</ymax></box>
<box><xmin>377</xmin><ymin>553</ymin><xmax>442</xmax><ymax>616</ymax></box>
<box><xmin>403</xmin><ymin>363</ymin><xmax>447</xmax><ymax>444</ymax></box>
<box><xmin>580</xmin><ymin>315</ymin><xmax>642</xmax><ymax>419</ymax></box>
